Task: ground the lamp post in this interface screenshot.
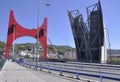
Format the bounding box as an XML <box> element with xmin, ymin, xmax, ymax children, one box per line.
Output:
<box><xmin>12</xmin><ymin>24</ymin><xmax>16</xmax><ymax>58</ymax></box>
<box><xmin>36</xmin><ymin>0</ymin><xmax>50</xmax><ymax>70</ymax></box>
<box><xmin>105</xmin><ymin>28</ymin><xmax>112</xmax><ymax>63</ymax></box>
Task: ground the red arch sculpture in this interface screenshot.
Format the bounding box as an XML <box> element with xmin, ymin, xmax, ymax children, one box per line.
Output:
<box><xmin>5</xmin><ymin>10</ymin><xmax>47</xmax><ymax>59</ymax></box>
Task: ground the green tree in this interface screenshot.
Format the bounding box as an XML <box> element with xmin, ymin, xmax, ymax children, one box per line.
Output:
<box><xmin>0</xmin><ymin>41</ymin><xmax>5</xmax><ymax>49</ymax></box>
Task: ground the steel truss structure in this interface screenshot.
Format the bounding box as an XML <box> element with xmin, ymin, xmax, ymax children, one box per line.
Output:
<box><xmin>68</xmin><ymin>1</ymin><xmax>106</xmax><ymax>63</ymax></box>
<box><xmin>68</xmin><ymin>10</ymin><xmax>89</xmax><ymax>61</ymax></box>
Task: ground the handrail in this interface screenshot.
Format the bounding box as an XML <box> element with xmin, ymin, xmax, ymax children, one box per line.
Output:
<box><xmin>15</xmin><ymin>59</ymin><xmax>120</xmax><ymax>81</ymax></box>
<box><xmin>0</xmin><ymin>59</ymin><xmax>6</xmax><ymax>71</ymax></box>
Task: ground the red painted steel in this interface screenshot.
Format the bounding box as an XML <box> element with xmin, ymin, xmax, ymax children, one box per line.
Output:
<box><xmin>5</xmin><ymin>10</ymin><xmax>47</xmax><ymax>59</ymax></box>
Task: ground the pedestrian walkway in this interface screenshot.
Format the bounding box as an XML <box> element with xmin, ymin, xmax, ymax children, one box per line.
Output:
<box><xmin>0</xmin><ymin>60</ymin><xmax>45</xmax><ymax>82</ymax></box>
<box><xmin>0</xmin><ymin>60</ymin><xmax>83</xmax><ymax>82</ymax></box>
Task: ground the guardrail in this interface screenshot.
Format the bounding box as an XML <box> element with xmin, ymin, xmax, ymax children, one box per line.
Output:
<box><xmin>0</xmin><ymin>59</ymin><xmax>6</xmax><ymax>71</ymax></box>
<box><xmin>14</xmin><ymin>59</ymin><xmax>120</xmax><ymax>82</ymax></box>
<box><xmin>67</xmin><ymin>61</ymin><xmax>120</xmax><ymax>68</ymax></box>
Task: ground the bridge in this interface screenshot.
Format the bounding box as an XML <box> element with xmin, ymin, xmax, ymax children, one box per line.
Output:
<box><xmin>0</xmin><ymin>60</ymin><xmax>93</xmax><ymax>82</ymax></box>
<box><xmin>0</xmin><ymin>59</ymin><xmax>120</xmax><ymax>82</ymax></box>
<box><xmin>0</xmin><ymin>0</ymin><xmax>120</xmax><ymax>82</ymax></box>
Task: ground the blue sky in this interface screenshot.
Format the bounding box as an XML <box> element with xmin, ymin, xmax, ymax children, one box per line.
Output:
<box><xmin>0</xmin><ymin>0</ymin><xmax>120</xmax><ymax>49</ymax></box>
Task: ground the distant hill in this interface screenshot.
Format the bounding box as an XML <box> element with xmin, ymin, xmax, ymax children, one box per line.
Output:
<box><xmin>0</xmin><ymin>41</ymin><xmax>5</xmax><ymax>50</ymax></box>
<box><xmin>0</xmin><ymin>41</ymin><xmax>120</xmax><ymax>57</ymax></box>
<box><xmin>107</xmin><ymin>49</ymin><xmax>120</xmax><ymax>54</ymax></box>
<box><xmin>48</xmin><ymin>45</ymin><xmax>75</xmax><ymax>55</ymax></box>
<box><xmin>107</xmin><ymin>49</ymin><xmax>120</xmax><ymax>57</ymax></box>
<box><xmin>13</xmin><ymin>43</ymin><xmax>120</xmax><ymax>57</ymax></box>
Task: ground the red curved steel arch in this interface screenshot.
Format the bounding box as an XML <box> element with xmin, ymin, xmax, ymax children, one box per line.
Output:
<box><xmin>5</xmin><ymin>10</ymin><xmax>47</xmax><ymax>59</ymax></box>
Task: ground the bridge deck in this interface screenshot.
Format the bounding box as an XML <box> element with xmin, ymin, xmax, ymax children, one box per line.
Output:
<box><xmin>0</xmin><ymin>60</ymin><xmax>80</xmax><ymax>82</ymax></box>
<box><xmin>0</xmin><ymin>60</ymin><xmax>46</xmax><ymax>82</ymax></box>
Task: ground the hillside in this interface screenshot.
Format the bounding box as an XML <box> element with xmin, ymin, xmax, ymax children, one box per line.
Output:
<box><xmin>0</xmin><ymin>41</ymin><xmax>120</xmax><ymax>56</ymax></box>
<box><xmin>48</xmin><ymin>45</ymin><xmax>75</xmax><ymax>55</ymax></box>
<box><xmin>0</xmin><ymin>41</ymin><xmax>5</xmax><ymax>50</ymax></box>
<box><xmin>0</xmin><ymin>42</ymin><xmax>75</xmax><ymax>55</ymax></box>
<box><xmin>107</xmin><ymin>49</ymin><xmax>120</xmax><ymax>55</ymax></box>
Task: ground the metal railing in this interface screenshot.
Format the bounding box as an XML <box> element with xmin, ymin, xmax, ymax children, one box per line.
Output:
<box><xmin>15</xmin><ymin>59</ymin><xmax>120</xmax><ymax>82</ymax></box>
<box><xmin>0</xmin><ymin>59</ymin><xmax>6</xmax><ymax>71</ymax></box>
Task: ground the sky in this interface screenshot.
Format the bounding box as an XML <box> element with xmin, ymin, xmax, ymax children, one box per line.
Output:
<box><xmin>0</xmin><ymin>0</ymin><xmax>120</xmax><ymax>49</ymax></box>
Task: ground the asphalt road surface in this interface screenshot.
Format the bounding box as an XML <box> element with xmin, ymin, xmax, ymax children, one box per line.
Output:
<box><xmin>0</xmin><ymin>60</ymin><xmax>90</xmax><ymax>82</ymax></box>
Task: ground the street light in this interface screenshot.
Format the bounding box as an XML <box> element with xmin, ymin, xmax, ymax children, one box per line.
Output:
<box><xmin>12</xmin><ymin>24</ymin><xmax>16</xmax><ymax>57</ymax></box>
<box><xmin>36</xmin><ymin>0</ymin><xmax>50</xmax><ymax>70</ymax></box>
<box><xmin>104</xmin><ymin>28</ymin><xmax>112</xmax><ymax>63</ymax></box>
<box><xmin>37</xmin><ymin>0</ymin><xmax>50</xmax><ymax>30</ymax></box>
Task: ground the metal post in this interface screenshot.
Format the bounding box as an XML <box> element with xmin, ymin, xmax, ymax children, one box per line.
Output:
<box><xmin>76</xmin><ymin>66</ymin><xmax>79</xmax><ymax>79</ymax></box>
<box><xmin>106</xmin><ymin>28</ymin><xmax>112</xmax><ymax>63</ymax></box>
<box><xmin>13</xmin><ymin>25</ymin><xmax>16</xmax><ymax>59</ymax></box>
<box><xmin>59</xmin><ymin>65</ymin><xmax>62</xmax><ymax>75</ymax></box>
<box><xmin>99</xmin><ymin>68</ymin><xmax>103</xmax><ymax>82</ymax></box>
<box><xmin>36</xmin><ymin>0</ymin><xmax>50</xmax><ymax>70</ymax></box>
<box><xmin>35</xmin><ymin>0</ymin><xmax>40</xmax><ymax>71</ymax></box>
<box><xmin>48</xmin><ymin>64</ymin><xmax>51</xmax><ymax>72</ymax></box>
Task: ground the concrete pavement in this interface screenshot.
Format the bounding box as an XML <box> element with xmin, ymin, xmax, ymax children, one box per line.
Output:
<box><xmin>0</xmin><ymin>60</ymin><xmax>46</xmax><ymax>82</ymax></box>
<box><xmin>0</xmin><ymin>60</ymin><xmax>85</xmax><ymax>82</ymax></box>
